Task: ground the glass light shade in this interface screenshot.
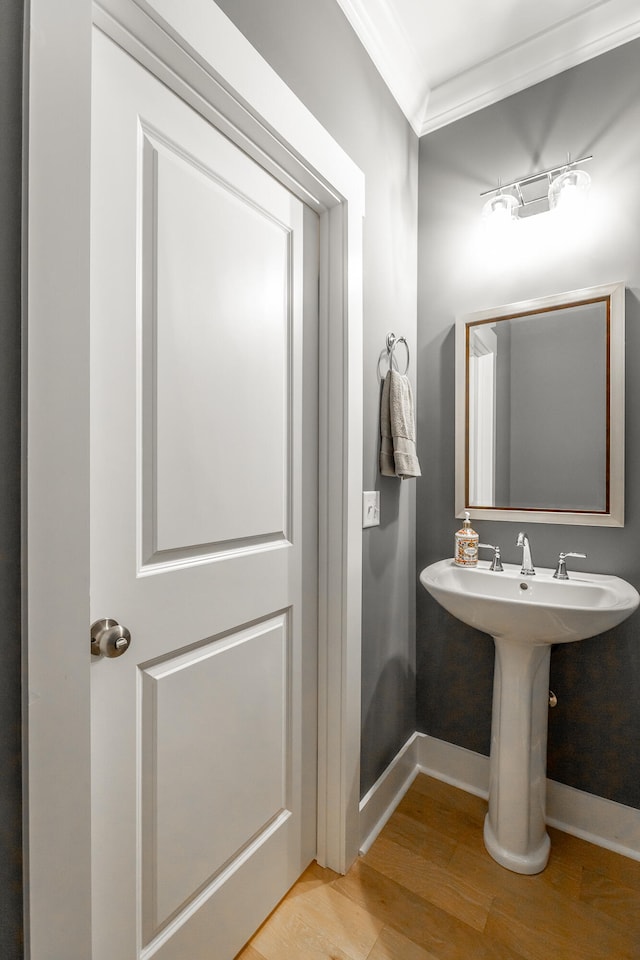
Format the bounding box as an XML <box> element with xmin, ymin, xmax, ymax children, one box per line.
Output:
<box><xmin>482</xmin><ymin>192</ymin><xmax>519</xmax><ymax>232</ymax></box>
<box><xmin>548</xmin><ymin>168</ymin><xmax>591</xmax><ymax>214</ymax></box>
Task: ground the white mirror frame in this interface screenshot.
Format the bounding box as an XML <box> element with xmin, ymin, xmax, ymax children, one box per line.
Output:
<box><xmin>455</xmin><ymin>281</ymin><xmax>625</xmax><ymax>526</ymax></box>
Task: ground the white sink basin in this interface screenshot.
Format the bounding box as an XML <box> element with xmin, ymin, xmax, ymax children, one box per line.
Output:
<box><xmin>420</xmin><ymin>557</ymin><xmax>639</xmax><ymax>875</ymax></box>
<box><xmin>420</xmin><ymin>558</ymin><xmax>639</xmax><ymax>645</ymax></box>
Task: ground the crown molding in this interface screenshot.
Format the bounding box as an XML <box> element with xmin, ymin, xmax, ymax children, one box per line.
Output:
<box><xmin>420</xmin><ymin>0</ymin><xmax>640</xmax><ymax>135</ymax></box>
<box><xmin>335</xmin><ymin>0</ymin><xmax>640</xmax><ymax>138</ymax></box>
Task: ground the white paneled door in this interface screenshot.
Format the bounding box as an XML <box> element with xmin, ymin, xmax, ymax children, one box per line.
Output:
<box><xmin>90</xmin><ymin>29</ymin><xmax>318</xmax><ymax>960</ymax></box>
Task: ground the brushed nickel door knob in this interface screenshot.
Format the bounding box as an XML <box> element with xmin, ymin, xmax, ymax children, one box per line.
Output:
<box><xmin>91</xmin><ymin>618</ymin><xmax>132</xmax><ymax>658</ymax></box>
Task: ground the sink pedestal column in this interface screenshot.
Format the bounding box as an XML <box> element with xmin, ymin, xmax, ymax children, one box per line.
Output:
<box><xmin>484</xmin><ymin>638</ymin><xmax>551</xmax><ymax>875</ymax></box>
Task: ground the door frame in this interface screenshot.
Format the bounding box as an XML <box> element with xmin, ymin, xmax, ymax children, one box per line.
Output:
<box><xmin>24</xmin><ymin>2</ymin><xmax>365</xmax><ymax>958</ymax></box>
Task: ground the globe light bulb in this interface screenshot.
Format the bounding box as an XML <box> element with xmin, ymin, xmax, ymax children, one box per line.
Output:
<box><xmin>548</xmin><ymin>168</ymin><xmax>590</xmax><ymax>216</ymax></box>
<box><xmin>482</xmin><ymin>192</ymin><xmax>519</xmax><ymax>234</ymax></box>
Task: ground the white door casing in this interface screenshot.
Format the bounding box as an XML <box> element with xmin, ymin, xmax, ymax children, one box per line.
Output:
<box><xmin>91</xmin><ymin>27</ymin><xmax>317</xmax><ymax>957</ymax></box>
<box><xmin>25</xmin><ymin>2</ymin><xmax>365</xmax><ymax>959</ymax></box>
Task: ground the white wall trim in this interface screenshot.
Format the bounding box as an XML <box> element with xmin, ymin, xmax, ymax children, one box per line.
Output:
<box><xmin>416</xmin><ymin>733</ymin><xmax>489</xmax><ymax>800</ymax></box>
<box><xmin>546</xmin><ymin>780</ymin><xmax>640</xmax><ymax>862</ymax></box>
<box><xmin>359</xmin><ymin>733</ymin><xmax>420</xmax><ymax>854</ymax></box>
<box><xmin>26</xmin><ymin>1</ymin><xmax>364</xmax><ymax>956</ymax></box>
<box><xmin>24</xmin><ymin>4</ymin><xmax>93</xmax><ymax>959</ymax></box>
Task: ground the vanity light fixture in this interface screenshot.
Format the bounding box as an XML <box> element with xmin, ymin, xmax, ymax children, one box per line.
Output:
<box><xmin>481</xmin><ymin>155</ymin><xmax>592</xmax><ymax>226</ymax></box>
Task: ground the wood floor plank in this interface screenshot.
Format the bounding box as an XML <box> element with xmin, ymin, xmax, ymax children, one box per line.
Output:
<box><xmin>411</xmin><ymin>774</ymin><xmax>488</xmax><ymax>823</ymax></box>
<box><xmin>397</xmin><ymin>787</ymin><xmax>487</xmax><ymax>854</ymax></box>
<box><xmin>485</xmin><ymin>898</ymin><xmax>638</xmax><ymax>960</ymax></box>
<box><xmin>284</xmin><ymin>861</ymin><xmax>342</xmax><ymax>901</ymax></box>
<box><xmin>548</xmin><ymin>826</ymin><xmax>640</xmax><ymax>892</ymax></box>
<box><xmin>485</xmin><ymin>870</ymin><xmax>639</xmax><ymax>960</ymax></box>
<box><xmin>363</xmin><ymin>834</ymin><xmax>493</xmax><ymax>931</ymax></box>
<box><xmin>275</xmin><ymin>881</ymin><xmax>384</xmax><ymax>960</ymax></box>
<box><xmin>447</xmin><ymin>835</ymin><xmax>582</xmax><ymax>904</ymax></box>
<box><xmin>334</xmin><ymin>858</ymin><xmax>526</xmax><ymax>960</ymax></box>
<box><xmin>243</xmin><ymin>860</ymin><xmax>382</xmax><ymax>960</ymax></box>
<box><xmin>249</xmin><ymin>907</ymin><xmax>358</xmax><ymax>960</ymax></box>
<box><xmin>380</xmin><ymin>809</ymin><xmax>458</xmax><ymax>866</ymax></box>
<box><xmin>580</xmin><ymin>867</ymin><xmax>640</xmax><ymax>928</ymax></box>
<box><xmin>366</xmin><ymin>925</ymin><xmax>442</xmax><ymax>960</ymax></box>
<box><xmin>235</xmin><ymin>862</ymin><xmax>342</xmax><ymax>960</ymax></box>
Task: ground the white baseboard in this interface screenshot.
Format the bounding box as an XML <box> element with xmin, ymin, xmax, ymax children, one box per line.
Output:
<box><xmin>359</xmin><ymin>733</ymin><xmax>420</xmax><ymax>854</ymax></box>
<box><xmin>416</xmin><ymin>732</ymin><xmax>489</xmax><ymax>799</ymax></box>
<box><xmin>546</xmin><ymin>779</ymin><xmax>640</xmax><ymax>861</ymax></box>
<box><xmin>359</xmin><ymin>731</ymin><xmax>640</xmax><ymax>862</ymax></box>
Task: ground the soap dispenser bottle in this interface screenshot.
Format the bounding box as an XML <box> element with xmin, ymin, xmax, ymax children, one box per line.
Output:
<box><xmin>455</xmin><ymin>512</ymin><xmax>479</xmax><ymax>566</ymax></box>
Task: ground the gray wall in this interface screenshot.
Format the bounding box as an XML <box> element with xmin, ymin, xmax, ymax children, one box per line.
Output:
<box><xmin>417</xmin><ymin>39</ymin><xmax>640</xmax><ymax>808</ymax></box>
<box><xmin>212</xmin><ymin>0</ymin><xmax>419</xmax><ymax>795</ymax></box>
<box><xmin>507</xmin><ymin>306</ymin><xmax>606</xmax><ymax>510</ymax></box>
<box><xmin>0</xmin><ymin>1</ymin><xmax>24</xmax><ymax>957</ymax></box>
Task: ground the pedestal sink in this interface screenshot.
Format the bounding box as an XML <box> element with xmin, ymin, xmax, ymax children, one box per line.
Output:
<box><xmin>420</xmin><ymin>558</ymin><xmax>639</xmax><ymax>874</ymax></box>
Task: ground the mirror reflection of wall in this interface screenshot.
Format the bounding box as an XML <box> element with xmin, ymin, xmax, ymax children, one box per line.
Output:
<box><xmin>468</xmin><ymin>324</ymin><xmax>497</xmax><ymax>505</ymax></box>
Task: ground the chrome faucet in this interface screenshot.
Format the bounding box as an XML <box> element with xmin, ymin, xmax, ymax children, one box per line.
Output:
<box><xmin>516</xmin><ymin>531</ymin><xmax>535</xmax><ymax>576</ymax></box>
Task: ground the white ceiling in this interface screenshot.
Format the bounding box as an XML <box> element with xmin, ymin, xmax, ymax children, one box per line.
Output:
<box><xmin>334</xmin><ymin>0</ymin><xmax>640</xmax><ymax>136</ymax></box>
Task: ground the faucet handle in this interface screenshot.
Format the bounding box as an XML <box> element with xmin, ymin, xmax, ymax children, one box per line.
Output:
<box><xmin>478</xmin><ymin>543</ymin><xmax>504</xmax><ymax>572</ymax></box>
<box><xmin>553</xmin><ymin>551</ymin><xmax>587</xmax><ymax>580</ymax></box>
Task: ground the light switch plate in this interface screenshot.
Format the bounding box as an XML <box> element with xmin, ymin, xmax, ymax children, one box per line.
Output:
<box><xmin>362</xmin><ymin>490</ymin><xmax>380</xmax><ymax>528</ymax></box>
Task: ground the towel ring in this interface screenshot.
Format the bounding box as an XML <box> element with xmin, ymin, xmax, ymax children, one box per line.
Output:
<box><xmin>386</xmin><ymin>333</ymin><xmax>410</xmax><ymax>375</ymax></box>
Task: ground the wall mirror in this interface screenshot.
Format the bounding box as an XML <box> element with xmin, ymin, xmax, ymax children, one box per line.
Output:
<box><xmin>455</xmin><ymin>282</ymin><xmax>625</xmax><ymax>526</ymax></box>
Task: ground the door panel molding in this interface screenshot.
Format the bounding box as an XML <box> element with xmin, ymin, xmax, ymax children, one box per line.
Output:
<box><xmin>138</xmin><ymin>119</ymin><xmax>295</xmax><ymax>564</ymax></box>
<box><xmin>26</xmin><ymin>1</ymin><xmax>364</xmax><ymax>957</ymax></box>
<box><xmin>140</xmin><ymin>613</ymin><xmax>291</xmax><ymax>942</ymax></box>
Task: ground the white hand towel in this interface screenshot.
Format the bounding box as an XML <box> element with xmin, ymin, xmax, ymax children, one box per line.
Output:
<box><xmin>379</xmin><ymin>372</ymin><xmax>396</xmax><ymax>476</ymax></box>
<box><xmin>379</xmin><ymin>369</ymin><xmax>421</xmax><ymax>479</ymax></box>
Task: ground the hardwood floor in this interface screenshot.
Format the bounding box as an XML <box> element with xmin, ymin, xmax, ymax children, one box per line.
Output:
<box><xmin>236</xmin><ymin>774</ymin><xmax>640</xmax><ymax>960</ymax></box>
